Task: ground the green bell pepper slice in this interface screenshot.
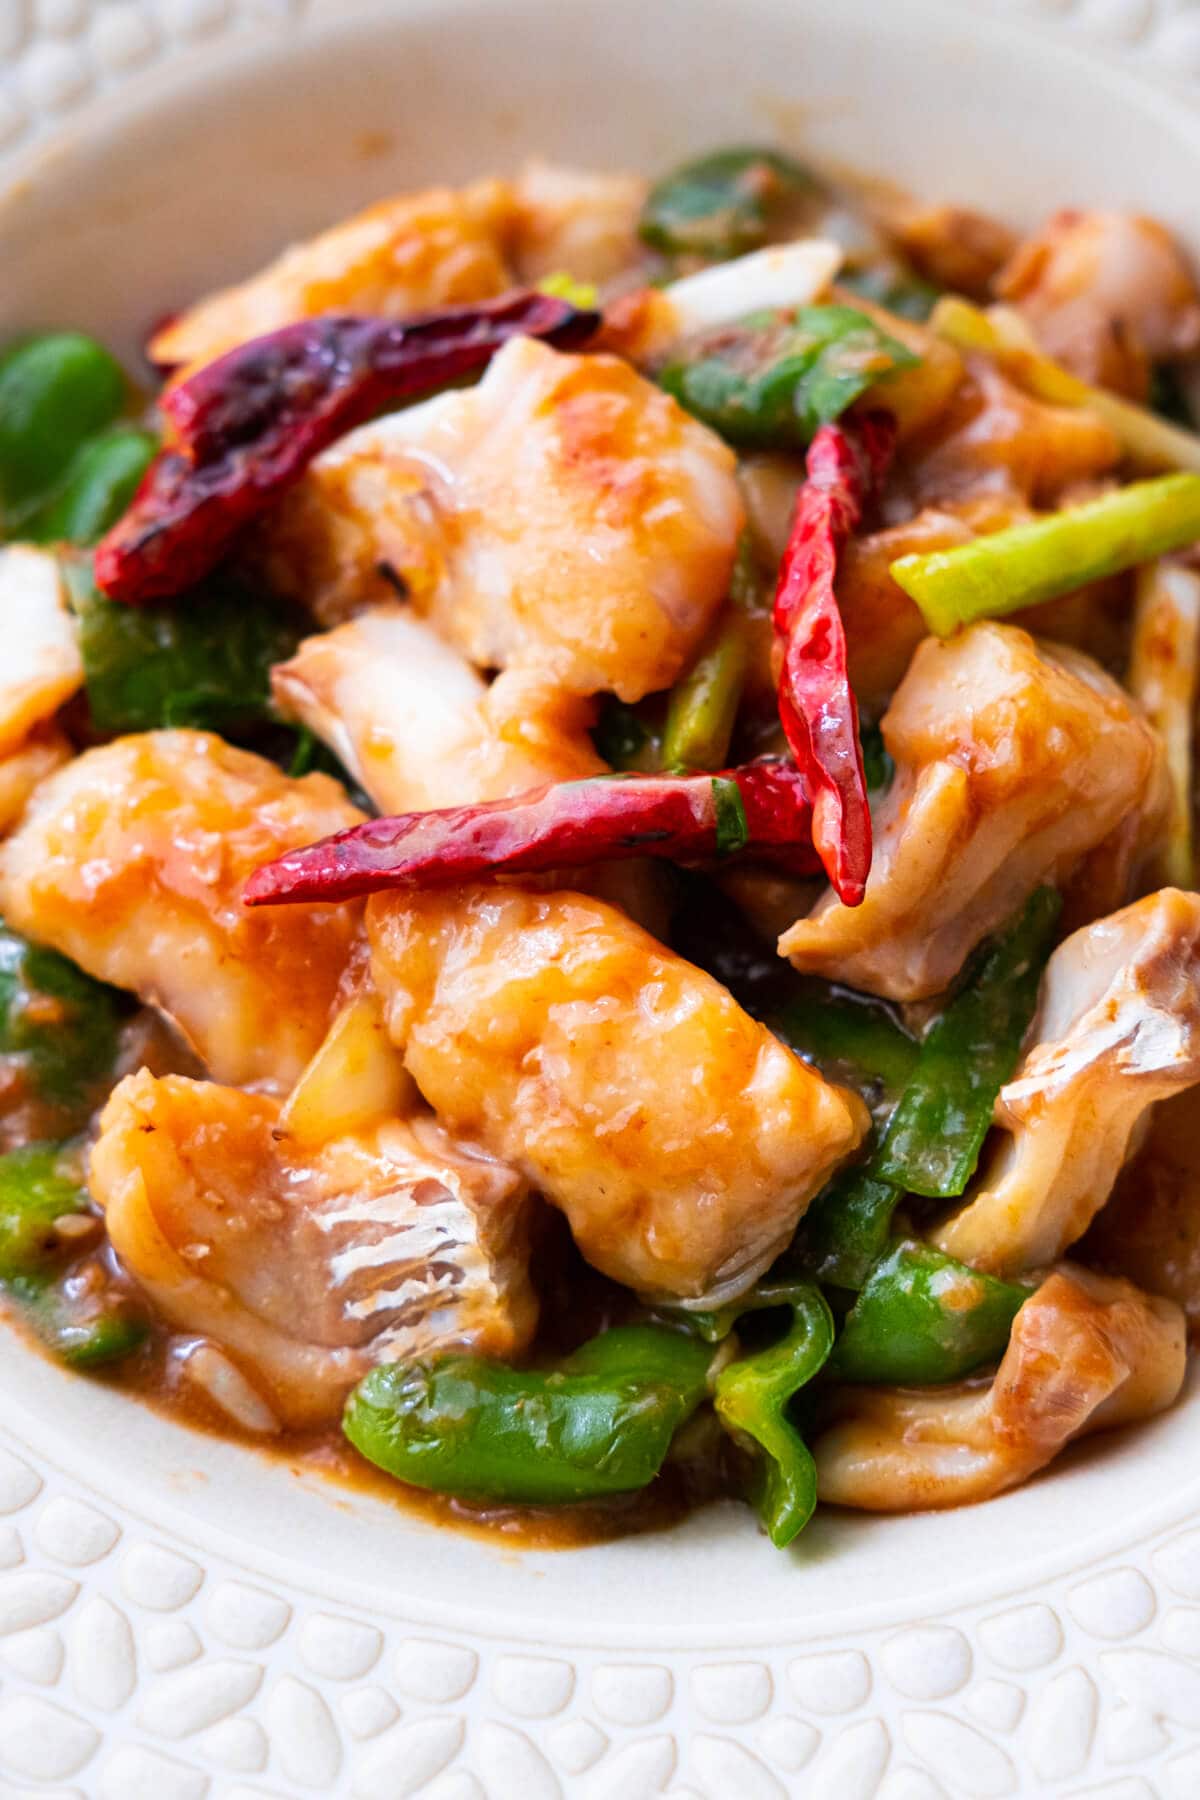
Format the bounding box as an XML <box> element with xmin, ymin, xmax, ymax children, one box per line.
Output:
<box><xmin>343</xmin><ymin>1325</ymin><xmax>714</xmax><ymax>1504</ymax></box>
<box><xmin>639</xmin><ymin>146</ymin><xmax>821</xmax><ymax>260</ymax></box>
<box><xmin>659</xmin><ymin>303</ymin><xmax>917</xmax><ymax>450</ymax></box>
<box><xmin>839</xmin><ymin>265</ymin><xmax>941</xmax><ymax>323</ymax></box>
<box><xmin>0</xmin><ymin>1144</ymin><xmax>146</xmax><ymax>1367</ymax></box>
<box><xmin>30</xmin><ymin>425</ymin><xmax>156</xmax><ymax>547</ymax></box>
<box><xmin>876</xmin><ymin>885</ymin><xmax>1062</xmax><ymax>1198</ymax></box>
<box><xmin>828</xmin><ymin>1240</ymin><xmax>1028</xmax><ymax>1385</ymax></box>
<box><xmin>0</xmin><ymin>1144</ymin><xmax>87</xmax><ymax>1281</ymax></box>
<box><xmin>592</xmin><ymin>697</ymin><xmax>665</xmax><ymax>772</ymax></box>
<box><xmin>0</xmin><ymin>332</ymin><xmax>127</xmax><ymax>528</ymax></box>
<box><xmin>891</xmin><ymin>473</ymin><xmax>1200</xmax><ymax>636</ymax></box>
<box><xmin>764</xmin><ymin>983</ymin><xmax>917</xmax><ymax>1109</ymax></box>
<box><xmin>802</xmin><ymin>887</ymin><xmax>1061</xmax><ymax>1287</ymax></box>
<box><xmin>712</xmin><ymin>1281</ymin><xmax>834</xmax><ymax>1548</ymax></box>
<box><xmin>8</xmin><ymin>1269</ymin><xmax>148</xmax><ymax>1369</ymax></box>
<box><xmin>65</xmin><ymin>560</ymin><xmax>302</xmax><ymax>736</ymax></box>
<box><xmin>858</xmin><ymin>722</ymin><xmax>895</xmax><ymax>794</ymax></box>
<box><xmin>0</xmin><ymin>921</ymin><xmax>126</xmax><ymax>1131</ymax></box>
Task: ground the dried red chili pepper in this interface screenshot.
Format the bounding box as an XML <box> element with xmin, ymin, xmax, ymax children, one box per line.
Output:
<box><xmin>243</xmin><ymin>761</ymin><xmax>819</xmax><ymax>906</ymax></box>
<box><xmin>94</xmin><ymin>292</ymin><xmax>600</xmax><ymax>605</ymax></box>
<box><xmin>773</xmin><ymin>411</ymin><xmax>895</xmax><ymax>908</ymax></box>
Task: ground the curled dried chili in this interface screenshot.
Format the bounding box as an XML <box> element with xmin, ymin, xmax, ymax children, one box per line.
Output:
<box><xmin>772</xmin><ymin>411</ymin><xmax>895</xmax><ymax>907</ymax></box>
<box><xmin>95</xmin><ymin>291</ymin><xmax>600</xmax><ymax>604</ymax></box>
<box><xmin>244</xmin><ymin>761</ymin><xmax>819</xmax><ymax>906</ymax></box>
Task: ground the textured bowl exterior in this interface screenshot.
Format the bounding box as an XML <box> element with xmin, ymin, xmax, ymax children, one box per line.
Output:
<box><xmin>2</xmin><ymin>3</ymin><xmax>1200</xmax><ymax>1794</ymax></box>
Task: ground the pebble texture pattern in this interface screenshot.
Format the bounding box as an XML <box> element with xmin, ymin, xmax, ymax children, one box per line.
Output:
<box><xmin>0</xmin><ymin>0</ymin><xmax>1196</xmax><ymax>153</ymax></box>
<box><xmin>1</xmin><ymin>1</ymin><xmax>1200</xmax><ymax>1793</ymax></box>
<box><xmin>0</xmin><ymin>1418</ymin><xmax>1191</xmax><ymax>1793</ymax></box>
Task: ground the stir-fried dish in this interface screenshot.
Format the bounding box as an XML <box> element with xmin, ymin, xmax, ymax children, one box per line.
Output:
<box><xmin>3</xmin><ymin>147</ymin><xmax>1200</xmax><ymax>1552</ymax></box>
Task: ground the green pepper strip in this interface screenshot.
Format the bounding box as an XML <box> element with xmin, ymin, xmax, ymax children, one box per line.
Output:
<box><xmin>659</xmin><ymin>303</ymin><xmax>917</xmax><ymax>452</ymax></box>
<box><xmin>839</xmin><ymin>265</ymin><xmax>941</xmax><ymax>324</ymax></box>
<box><xmin>0</xmin><ymin>1144</ymin><xmax>85</xmax><ymax>1282</ymax></box>
<box><xmin>891</xmin><ymin>473</ymin><xmax>1200</xmax><ymax>636</ymax></box>
<box><xmin>0</xmin><ymin>332</ymin><xmax>126</xmax><ymax>527</ymax></box>
<box><xmin>803</xmin><ymin>887</ymin><xmax>1061</xmax><ymax>1287</ymax></box>
<box><xmin>0</xmin><ymin>1145</ymin><xmax>147</xmax><ymax>1367</ymax></box>
<box><xmin>639</xmin><ymin>146</ymin><xmax>820</xmax><ymax>260</ymax></box>
<box><xmin>763</xmin><ymin>983</ymin><xmax>917</xmax><ymax>1105</ymax></box>
<box><xmin>7</xmin><ymin>1273</ymin><xmax>149</xmax><ymax>1369</ymax></box>
<box><xmin>827</xmin><ymin>1240</ymin><xmax>1028</xmax><ymax>1385</ymax></box>
<box><xmin>30</xmin><ymin>426</ymin><xmax>157</xmax><ymax>547</ymax></box>
<box><xmin>712</xmin><ymin>1282</ymin><xmax>833</xmax><ymax>1549</ymax></box>
<box><xmin>876</xmin><ymin>885</ymin><xmax>1061</xmax><ymax>1197</ymax></box>
<box><xmin>858</xmin><ymin>722</ymin><xmax>895</xmax><ymax>795</ymax></box>
<box><xmin>63</xmin><ymin>559</ymin><xmax>302</xmax><ymax>737</ymax></box>
<box><xmin>0</xmin><ymin>920</ymin><xmax>126</xmax><ymax>1127</ymax></box>
<box><xmin>659</xmin><ymin>532</ymin><xmax>766</xmax><ymax>775</ymax></box>
<box><xmin>343</xmin><ymin>1325</ymin><xmax>713</xmax><ymax>1505</ymax></box>
<box><xmin>592</xmin><ymin>698</ymin><xmax>665</xmax><ymax>772</ymax></box>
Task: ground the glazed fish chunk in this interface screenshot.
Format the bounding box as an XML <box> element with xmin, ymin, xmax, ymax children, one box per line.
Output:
<box><xmin>91</xmin><ymin>1071</ymin><xmax>535</xmax><ymax>1429</ymax></box>
<box><xmin>996</xmin><ymin>209</ymin><xmax>1200</xmax><ymax>396</ymax></box>
<box><xmin>0</xmin><ymin>730</ymin><xmax>71</xmax><ymax>838</ymax></box>
<box><xmin>934</xmin><ymin>888</ymin><xmax>1200</xmax><ymax>1275</ymax></box>
<box><xmin>0</xmin><ymin>732</ymin><xmax>363</xmax><ymax>1090</ymax></box>
<box><xmin>148</xmin><ymin>179</ymin><xmax>516</xmax><ymax>372</ymax></box>
<box><xmin>148</xmin><ymin>163</ymin><xmax>645</xmax><ymax>376</ymax></box>
<box><xmin>891</xmin><ymin>359</ymin><xmax>1119</xmax><ymax>512</ymax></box>
<box><xmin>261</xmin><ymin>336</ymin><xmax>744</xmax><ymax>700</ymax></box>
<box><xmin>780</xmin><ymin>622</ymin><xmax>1163</xmax><ymax>1001</ymax></box>
<box><xmin>1085</xmin><ymin>1087</ymin><xmax>1200</xmax><ymax>1328</ymax></box>
<box><xmin>814</xmin><ymin>1266</ymin><xmax>1185</xmax><ymax>1511</ymax></box>
<box><xmin>271</xmin><ymin>604</ymin><xmax>603</xmax><ymax>817</ymax></box>
<box><xmin>508</xmin><ymin>160</ymin><xmax>647</xmax><ymax>284</ymax></box>
<box><xmin>368</xmin><ymin>883</ymin><xmax>868</xmax><ymax>1302</ymax></box>
<box><xmin>0</xmin><ymin>546</ymin><xmax>82</xmax><ymax>758</ymax></box>
<box><xmin>270</xmin><ymin>605</ymin><xmax>664</xmax><ymax>927</ymax></box>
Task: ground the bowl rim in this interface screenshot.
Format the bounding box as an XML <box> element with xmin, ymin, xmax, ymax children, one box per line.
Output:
<box><xmin>2</xmin><ymin>3</ymin><xmax>1200</xmax><ymax>1793</ymax></box>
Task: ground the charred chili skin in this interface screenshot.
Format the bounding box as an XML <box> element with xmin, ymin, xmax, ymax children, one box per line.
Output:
<box><xmin>243</xmin><ymin>760</ymin><xmax>820</xmax><ymax>906</ymax></box>
<box><xmin>342</xmin><ymin>1326</ymin><xmax>713</xmax><ymax>1505</ymax></box>
<box><xmin>802</xmin><ymin>886</ymin><xmax>1062</xmax><ymax>1289</ymax></box>
<box><xmin>773</xmin><ymin>412</ymin><xmax>895</xmax><ymax>908</ymax></box>
<box><xmin>95</xmin><ymin>292</ymin><xmax>602</xmax><ymax>605</ymax></box>
<box><xmin>828</xmin><ymin>1241</ymin><xmax>1028</xmax><ymax>1385</ymax></box>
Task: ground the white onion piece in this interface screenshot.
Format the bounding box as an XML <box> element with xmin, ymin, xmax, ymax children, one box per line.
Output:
<box><xmin>662</xmin><ymin>239</ymin><xmax>842</xmax><ymax>339</ymax></box>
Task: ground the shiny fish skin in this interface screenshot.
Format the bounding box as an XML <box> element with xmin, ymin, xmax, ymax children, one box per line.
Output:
<box><xmin>91</xmin><ymin>1071</ymin><xmax>535</xmax><ymax>1429</ymax></box>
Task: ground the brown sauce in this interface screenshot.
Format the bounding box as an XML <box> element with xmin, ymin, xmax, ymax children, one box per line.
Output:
<box><xmin>0</xmin><ymin>1214</ymin><xmax>729</xmax><ymax>1551</ymax></box>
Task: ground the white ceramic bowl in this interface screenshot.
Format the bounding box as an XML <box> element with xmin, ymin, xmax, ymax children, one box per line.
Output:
<box><xmin>2</xmin><ymin>4</ymin><xmax>1200</xmax><ymax>1794</ymax></box>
